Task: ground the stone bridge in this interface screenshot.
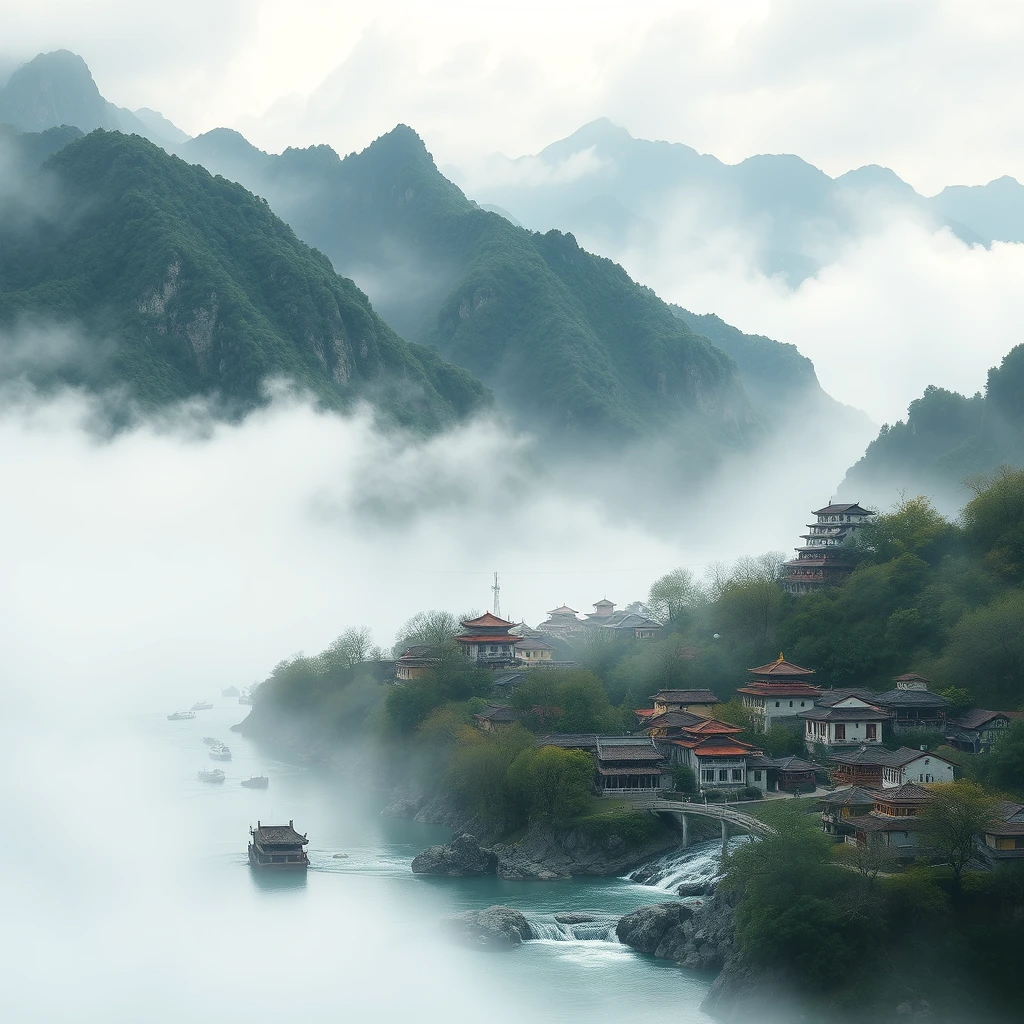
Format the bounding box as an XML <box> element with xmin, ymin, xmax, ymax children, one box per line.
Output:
<box><xmin>628</xmin><ymin>798</ymin><xmax>778</xmax><ymax>855</ymax></box>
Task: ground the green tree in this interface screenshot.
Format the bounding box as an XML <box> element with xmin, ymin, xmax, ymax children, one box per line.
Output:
<box><xmin>862</xmin><ymin>495</ymin><xmax>954</xmax><ymax>564</ymax></box>
<box><xmin>506</xmin><ymin>746</ymin><xmax>595</xmax><ymax>820</ymax></box>
<box><xmin>937</xmin><ymin>686</ymin><xmax>973</xmax><ymax>713</ymax></box>
<box><xmin>717</xmin><ymin>552</ymin><xmax>787</xmax><ymax>648</ymax></box>
<box><xmin>975</xmin><ymin>720</ymin><xmax>1024</xmax><ymax>797</ymax></box>
<box><xmin>446</xmin><ymin>724</ymin><xmax>535</xmax><ymax>821</ymax></box>
<box><xmin>919</xmin><ymin>781</ymin><xmax>999</xmax><ymax>887</ymax></box>
<box><xmin>648</xmin><ymin>568</ymin><xmax>706</xmax><ymax>627</ymax></box>
<box><xmin>962</xmin><ymin>466</ymin><xmax>1024</xmax><ymax>580</ymax></box>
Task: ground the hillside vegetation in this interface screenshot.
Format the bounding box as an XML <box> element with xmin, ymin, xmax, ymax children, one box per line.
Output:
<box><xmin>178</xmin><ymin>125</ymin><xmax>759</xmax><ymax>451</ymax></box>
<box><xmin>0</xmin><ymin>130</ymin><xmax>489</xmax><ymax>429</ymax></box>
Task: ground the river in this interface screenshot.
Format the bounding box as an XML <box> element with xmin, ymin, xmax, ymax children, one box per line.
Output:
<box><xmin>1</xmin><ymin>698</ymin><xmax>727</xmax><ymax>1023</ymax></box>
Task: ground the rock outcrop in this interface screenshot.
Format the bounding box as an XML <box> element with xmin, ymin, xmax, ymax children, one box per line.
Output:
<box><xmin>444</xmin><ymin>906</ymin><xmax>533</xmax><ymax>948</ymax></box>
<box><xmin>411</xmin><ymin>834</ymin><xmax>498</xmax><ymax>877</ymax></box>
<box><xmin>616</xmin><ymin>902</ymin><xmax>695</xmax><ymax>961</ymax></box>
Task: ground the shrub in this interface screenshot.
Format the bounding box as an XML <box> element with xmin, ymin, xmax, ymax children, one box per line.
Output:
<box><xmin>704</xmin><ymin>789</ymin><xmax>728</xmax><ymax>802</ymax></box>
<box><xmin>741</xmin><ymin>786</ymin><xmax>764</xmax><ymax>800</ymax></box>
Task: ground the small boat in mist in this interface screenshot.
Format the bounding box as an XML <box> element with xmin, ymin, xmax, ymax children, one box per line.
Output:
<box><xmin>191</xmin><ymin>701</ymin><xmax>213</xmax><ymax>711</ymax></box>
<box><xmin>240</xmin><ymin>775</ymin><xmax>269</xmax><ymax>789</ymax></box>
<box><xmin>167</xmin><ymin>710</ymin><xmax>196</xmax><ymax>721</ymax></box>
<box><xmin>198</xmin><ymin>768</ymin><xmax>225</xmax><ymax>783</ymax></box>
<box><xmin>209</xmin><ymin>743</ymin><xmax>232</xmax><ymax>761</ymax></box>
<box><xmin>202</xmin><ymin>736</ymin><xmax>218</xmax><ymax>746</ymax></box>
<box><xmin>221</xmin><ymin>686</ymin><xmax>239</xmax><ymax>697</ymax></box>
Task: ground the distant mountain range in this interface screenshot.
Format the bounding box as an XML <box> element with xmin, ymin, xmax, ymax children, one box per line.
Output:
<box><xmin>455</xmin><ymin>118</ymin><xmax>1024</xmax><ymax>285</ymax></box>
<box><xmin>0</xmin><ymin>50</ymin><xmax>188</xmax><ymax>149</ymax></box>
<box><xmin>0</xmin><ymin>130</ymin><xmax>487</xmax><ymax>431</ymax></box>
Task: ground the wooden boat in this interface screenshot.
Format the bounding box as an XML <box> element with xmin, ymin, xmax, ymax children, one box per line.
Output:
<box><xmin>167</xmin><ymin>710</ymin><xmax>196</xmax><ymax>721</ymax></box>
<box><xmin>248</xmin><ymin>820</ymin><xmax>309</xmax><ymax>869</ymax></box>
<box><xmin>198</xmin><ymin>768</ymin><xmax>225</xmax><ymax>783</ymax></box>
<box><xmin>240</xmin><ymin>775</ymin><xmax>269</xmax><ymax>789</ymax></box>
<box><xmin>191</xmin><ymin>701</ymin><xmax>213</xmax><ymax>711</ymax></box>
<box><xmin>208</xmin><ymin>743</ymin><xmax>232</xmax><ymax>762</ymax></box>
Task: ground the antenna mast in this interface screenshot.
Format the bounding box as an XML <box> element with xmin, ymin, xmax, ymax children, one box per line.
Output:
<box><xmin>492</xmin><ymin>571</ymin><xmax>501</xmax><ymax>617</ymax></box>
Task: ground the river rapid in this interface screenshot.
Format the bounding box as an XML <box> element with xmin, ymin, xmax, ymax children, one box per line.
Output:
<box><xmin>2</xmin><ymin>698</ymin><xmax>726</xmax><ymax>1023</ymax></box>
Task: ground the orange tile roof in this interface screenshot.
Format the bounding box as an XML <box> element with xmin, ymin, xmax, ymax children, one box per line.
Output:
<box><xmin>461</xmin><ymin>612</ymin><xmax>517</xmax><ymax>628</ymax></box>
<box><xmin>747</xmin><ymin>655</ymin><xmax>816</xmax><ymax>678</ymax></box>
<box><xmin>456</xmin><ymin>634</ymin><xmax>521</xmax><ymax>644</ymax></box>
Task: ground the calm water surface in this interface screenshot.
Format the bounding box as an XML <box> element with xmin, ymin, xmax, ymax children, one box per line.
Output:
<box><xmin>3</xmin><ymin>699</ymin><xmax>718</xmax><ymax>1023</ymax></box>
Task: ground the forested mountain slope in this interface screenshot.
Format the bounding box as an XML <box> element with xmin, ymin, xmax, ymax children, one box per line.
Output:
<box><xmin>0</xmin><ymin>131</ymin><xmax>488</xmax><ymax>429</ymax></box>
<box><xmin>178</xmin><ymin>125</ymin><xmax>759</xmax><ymax>451</ymax></box>
<box><xmin>841</xmin><ymin>345</ymin><xmax>1024</xmax><ymax>508</ymax></box>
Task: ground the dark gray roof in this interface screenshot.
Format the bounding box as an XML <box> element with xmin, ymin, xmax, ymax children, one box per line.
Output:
<box><xmin>800</xmin><ymin>706</ymin><xmax>888</xmax><ymax>722</ymax></box>
<box><xmin>872</xmin><ymin>689</ymin><xmax>950</xmax><ymax>707</ymax></box>
<box><xmin>830</xmin><ymin>746</ymin><xmax>902</xmax><ymax>767</ymax></box>
<box><xmin>650</xmin><ymin>689</ymin><xmax>721</xmax><ymax>703</ymax></box>
<box><xmin>253</xmin><ymin>824</ymin><xmax>307</xmax><ymax>845</ymax></box>
<box><xmin>474</xmin><ymin>705</ymin><xmax>521</xmax><ymax>722</ymax></box>
<box><xmin>601</xmin><ymin>612</ymin><xmax>663</xmax><ymax>630</ymax></box>
<box><xmin>639</xmin><ymin>710</ymin><xmax>708</xmax><ymax>729</ymax></box>
<box><xmin>767</xmin><ymin>756</ymin><xmax>821</xmax><ymax>773</ymax></box>
<box><xmin>813</xmin><ymin>503</ymin><xmax>874</xmax><ymax>516</ymax></box>
<box><xmin>537</xmin><ymin>734</ymin><xmax>599</xmax><ymax>751</ymax></box>
<box><xmin>597</xmin><ymin>765</ymin><xmax>666</xmax><ymax>776</ymax></box>
<box><xmin>947</xmin><ymin>709</ymin><xmax>1021</xmax><ymax>730</ymax></box>
<box><xmin>820</xmin><ymin>786</ymin><xmax>879</xmax><ymax>806</ymax></box>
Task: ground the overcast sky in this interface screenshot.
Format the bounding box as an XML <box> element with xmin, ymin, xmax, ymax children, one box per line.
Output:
<box><xmin>3</xmin><ymin>0</ymin><xmax>1024</xmax><ymax>194</ymax></box>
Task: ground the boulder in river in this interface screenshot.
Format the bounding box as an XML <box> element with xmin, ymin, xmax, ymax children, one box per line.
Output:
<box><xmin>411</xmin><ymin>833</ymin><xmax>498</xmax><ymax>877</ymax></box>
<box><xmin>444</xmin><ymin>905</ymin><xmax>533</xmax><ymax>948</ymax></box>
<box><xmin>553</xmin><ymin>911</ymin><xmax>604</xmax><ymax>925</ymax></box>
<box><xmin>616</xmin><ymin>902</ymin><xmax>695</xmax><ymax>961</ymax></box>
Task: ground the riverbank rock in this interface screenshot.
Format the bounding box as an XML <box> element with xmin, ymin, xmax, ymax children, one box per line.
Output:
<box><xmin>411</xmin><ymin>834</ymin><xmax>498</xmax><ymax>877</ymax></box>
<box><xmin>381</xmin><ymin>796</ymin><xmax>422</xmax><ymax>819</ymax></box>
<box><xmin>616</xmin><ymin>902</ymin><xmax>695</xmax><ymax>960</ymax></box>
<box><xmin>676</xmin><ymin>879</ymin><xmax>713</xmax><ymax>898</ymax></box>
<box><xmin>444</xmin><ymin>906</ymin><xmax>533</xmax><ymax>948</ymax></box>
<box><xmin>554</xmin><ymin>911</ymin><xmax>604</xmax><ymax>925</ymax></box>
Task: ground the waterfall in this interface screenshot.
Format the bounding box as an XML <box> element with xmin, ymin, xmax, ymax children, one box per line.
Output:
<box><xmin>524</xmin><ymin>914</ymin><xmax>620</xmax><ymax>942</ymax></box>
<box><xmin>627</xmin><ymin>836</ymin><xmax>750</xmax><ymax>893</ymax></box>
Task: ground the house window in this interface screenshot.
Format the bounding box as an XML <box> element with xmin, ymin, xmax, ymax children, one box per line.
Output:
<box><xmin>775</xmin><ymin>701</ymin><xmax>781</xmax><ymax>708</ymax></box>
<box><xmin>789</xmin><ymin>701</ymin><xmax>794</xmax><ymax>707</ymax></box>
<box><xmin>835</xmin><ymin>725</ymin><xmax>846</xmax><ymax>740</ymax></box>
<box><xmin>718</xmin><ymin>769</ymin><xmax>729</xmax><ymax>782</ymax></box>
<box><xmin>701</xmin><ymin>769</ymin><xmax>715</xmax><ymax>783</ymax></box>
<box><xmin>866</xmin><ymin>724</ymin><xmax>877</xmax><ymax>740</ymax></box>
<box><xmin>753</xmin><ymin>770</ymin><xmax>762</xmax><ymax>782</ymax></box>
<box><xmin>800</xmin><ymin>702</ymin><xmax>806</xmax><ymax>707</ymax></box>
<box><xmin>732</xmin><ymin>769</ymin><xmax>743</xmax><ymax>782</ymax></box>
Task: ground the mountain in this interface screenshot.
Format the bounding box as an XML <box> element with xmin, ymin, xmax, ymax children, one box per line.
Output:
<box><xmin>0</xmin><ymin>130</ymin><xmax>488</xmax><ymax>430</ymax></box>
<box><xmin>670</xmin><ymin>306</ymin><xmax>871</xmax><ymax>430</ymax></box>
<box><xmin>0</xmin><ymin>51</ymin><xmax>187</xmax><ymax>148</ymax></box>
<box><xmin>0</xmin><ymin>122</ymin><xmax>83</xmax><ymax>171</ymax></box>
<box><xmin>841</xmin><ymin>345</ymin><xmax>1024</xmax><ymax>509</ymax></box>
<box><xmin>931</xmin><ymin>176</ymin><xmax>1024</xmax><ymax>245</ymax></box>
<box><xmin>178</xmin><ymin>125</ymin><xmax>758</xmax><ymax>451</ymax></box>
<box><xmin>450</xmin><ymin>118</ymin><xmax>988</xmax><ymax>286</ymax></box>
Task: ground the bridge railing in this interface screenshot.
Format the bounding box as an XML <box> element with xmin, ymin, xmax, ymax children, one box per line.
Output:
<box><xmin>629</xmin><ymin>797</ymin><xmax>778</xmax><ymax>837</ymax></box>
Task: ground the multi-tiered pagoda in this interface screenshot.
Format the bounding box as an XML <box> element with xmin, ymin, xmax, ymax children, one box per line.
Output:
<box><xmin>456</xmin><ymin>612</ymin><xmax>522</xmax><ymax>667</ymax></box>
<box><xmin>783</xmin><ymin>502</ymin><xmax>876</xmax><ymax>595</ymax></box>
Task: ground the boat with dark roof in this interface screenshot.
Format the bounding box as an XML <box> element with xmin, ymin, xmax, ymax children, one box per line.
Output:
<box><xmin>248</xmin><ymin>820</ymin><xmax>309</xmax><ymax>869</ymax></box>
<box><xmin>167</xmin><ymin>710</ymin><xmax>196</xmax><ymax>721</ymax></box>
<box><xmin>198</xmin><ymin>768</ymin><xmax>225</xmax><ymax>783</ymax></box>
<box><xmin>208</xmin><ymin>743</ymin><xmax>231</xmax><ymax>761</ymax></box>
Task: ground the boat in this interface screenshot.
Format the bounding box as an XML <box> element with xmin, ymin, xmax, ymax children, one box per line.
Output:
<box><xmin>166</xmin><ymin>710</ymin><xmax>196</xmax><ymax>721</ymax></box>
<box><xmin>221</xmin><ymin>686</ymin><xmax>239</xmax><ymax>698</ymax></box>
<box><xmin>248</xmin><ymin>820</ymin><xmax>309</xmax><ymax>870</ymax></box>
<box><xmin>208</xmin><ymin>743</ymin><xmax>232</xmax><ymax>762</ymax></box>
<box><xmin>191</xmin><ymin>701</ymin><xmax>213</xmax><ymax>711</ymax></box>
<box><xmin>240</xmin><ymin>775</ymin><xmax>269</xmax><ymax>789</ymax></box>
<box><xmin>202</xmin><ymin>736</ymin><xmax>218</xmax><ymax>746</ymax></box>
<box><xmin>198</xmin><ymin>768</ymin><xmax>225</xmax><ymax>783</ymax></box>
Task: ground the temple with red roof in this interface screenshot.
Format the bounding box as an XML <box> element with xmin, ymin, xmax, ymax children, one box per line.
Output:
<box><xmin>782</xmin><ymin>502</ymin><xmax>876</xmax><ymax>595</ymax></box>
<box><xmin>456</xmin><ymin>612</ymin><xmax>522</xmax><ymax>668</ymax></box>
<box><xmin>738</xmin><ymin>654</ymin><xmax>821</xmax><ymax>728</ymax></box>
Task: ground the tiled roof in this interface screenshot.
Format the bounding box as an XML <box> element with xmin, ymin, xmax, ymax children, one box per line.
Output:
<box><xmin>546</xmin><ymin>605</ymin><xmax>579</xmax><ymax>615</ymax></box>
<box><xmin>461</xmin><ymin>612</ymin><xmax>517</xmax><ymax>628</ymax></box>
<box><xmin>597</xmin><ymin>744</ymin><xmax>664</xmax><ymax>762</ymax></box>
<box><xmin>253</xmin><ymin>824</ymin><xmax>308</xmax><ymax>845</ymax></box>
<box><xmin>830</xmin><ymin>747</ymin><xmax>902</xmax><ymax>767</ymax></box>
<box><xmin>639</xmin><ymin>710</ymin><xmax>708</xmax><ymax>729</ymax></box>
<box><xmin>738</xmin><ymin>683</ymin><xmax>821</xmax><ymax>698</ymax></box>
<box><xmin>650</xmin><ymin>689</ymin><xmax>721</xmax><ymax>703</ymax></box>
<box><xmin>872</xmin><ymin>689</ymin><xmax>950</xmax><ymax>707</ymax></box>
<box><xmin>800</xmin><ymin>706</ymin><xmax>887</xmax><ymax>722</ymax></box>
<box><xmin>948</xmin><ymin>709</ymin><xmax>1022</xmax><ymax>730</ymax></box>
<box><xmin>768</xmin><ymin>756</ymin><xmax>822</xmax><ymax>773</ymax></box>
<box><xmin>747</xmin><ymin>657</ymin><xmax>816</xmax><ymax>678</ymax></box>
<box><xmin>538</xmin><ymin>734</ymin><xmax>599</xmax><ymax>751</ymax></box>
<box><xmin>474</xmin><ymin>705</ymin><xmax>521</xmax><ymax>723</ymax></box>
<box><xmin>846</xmin><ymin>814</ymin><xmax>919</xmax><ymax>833</ymax></box>
<box><xmin>515</xmin><ymin>637</ymin><xmax>556</xmax><ymax>651</ymax></box>
<box><xmin>884</xmin><ymin>747</ymin><xmax>956</xmax><ymax>768</ymax></box>
<box><xmin>875</xmin><ymin>783</ymin><xmax>935</xmax><ymax>805</ymax></box>
<box><xmin>820</xmin><ymin>786</ymin><xmax>879</xmax><ymax>806</ymax></box>
<box><xmin>597</xmin><ymin>765</ymin><xmax>666</xmax><ymax>777</ymax></box>
<box><xmin>816</xmin><ymin>688</ymin><xmax>879</xmax><ymax>707</ymax></box>
<box><xmin>456</xmin><ymin>634</ymin><xmax>520</xmax><ymax>644</ymax></box>
<box><xmin>813</xmin><ymin>503</ymin><xmax>874</xmax><ymax>516</ymax></box>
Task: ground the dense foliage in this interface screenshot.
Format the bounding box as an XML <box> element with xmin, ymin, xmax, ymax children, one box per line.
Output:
<box><xmin>178</xmin><ymin>125</ymin><xmax>759</xmax><ymax>450</ymax></box>
<box><xmin>0</xmin><ymin>130</ymin><xmax>489</xmax><ymax>430</ymax></box>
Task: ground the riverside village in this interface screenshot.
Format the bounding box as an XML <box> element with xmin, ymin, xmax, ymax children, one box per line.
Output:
<box><xmin>220</xmin><ymin>495</ymin><xmax>1024</xmax><ymax>1023</ymax></box>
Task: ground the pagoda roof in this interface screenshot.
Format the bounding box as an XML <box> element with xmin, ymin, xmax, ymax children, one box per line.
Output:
<box><xmin>547</xmin><ymin>605</ymin><xmax>579</xmax><ymax>615</ymax></box>
<box><xmin>747</xmin><ymin>656</ymin><xmax>816</xmax><ymax>678</ymax></box>
<box><xmin>252</xmin><ymin>823</ymin><xmax>308</xmax><ymax>845</ymax></box>
<box><xmin>739</xmin><ymin>682</ymin><xmax>821</xmax><ymax>698</ymax></box>
<box><xmin>685</xmin><ymin>718</ymin><xmax>744</xmax><ymax>736</ymax></box>
<box><xmin>671</xmin><ymin>737</ymin><xmax>759</xmax><ymax>757</ymax></box>
<box><xmin>461</xmin><ymin>612</ymin><xmax>517</xmax><ymax>628</ymax></box>
<box><xmin>813</xmin><ymin>503</ymin><xmax>875</xmax><ymax>516</ymax></box>
<box><xmin>638</xmin><ymin>709</ymin><xmax>708</xmax><ymax>729</ymax></box>
<box><xmin>456</xmin><ymin>634</ymin><xmax>520</xmax><ymax>644</ymax></box>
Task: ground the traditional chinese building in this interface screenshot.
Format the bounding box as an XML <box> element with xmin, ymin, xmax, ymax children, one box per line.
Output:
<box><xmin>456</xmin><ymin>612</ymin><xmax>521</xmax><ymax>667</ymax></box>
<box><xmin>648</xmin><ymin>688</ymin><xmax>722</xmax><ymax>715</ymax></box>
<box><xmin>830</xmin><ymin>745</ymin><xmax>956</xmax><ymax>789</ymax></box>
<box><xmin>845</xmin><ymin>783</ymin><xmax>935</xmax><ymax>857</ymax></box>
<box><xmin>871</xmin><ymin>677</ymin><xmax>949</xmax><ymax>733</ymax></box>
<box><xmin>946</xmin><ymin>709</ymin><xmax>1024</xmax><ymax>753</ymax></box>
<box><xmin>801</xmin><ymin>696</ymin><xmax>888</xmax><ymax>752</ymax></box>
<box><xmin>660</xmin><ymin>718</ymin><xmax>763</xmax><ymax>792</ymax></box>
<box><xmin>783</xmin><ymin>502</ymin><xmax>876</xmax><ymax>595</ymax></box>
<box><xmin>594</xmin><ymin>737</ymin><xmax>672</xmax><ymax>794</ymax></box>
<box><xmin>586</xmin><ymin>598</ymin><xmax>617</xmax><ymax>623</ymax></box>
<box><xmin>248</xmin><ymin>820</ymin><xmax>309</xmax><ymax>870</ymax></box>
<box><xmin>819</xmin><ymin>786</ymin><xmax>879</xmax><ymax>836</ymax></box>
<box><xmin>514</xmin><ymin>636</ymin><xmax>557</xmax><ymax>666</ymax></box>
<box><xmin>981</xmin><ymin>801</ymin><xmax>1024</xmax><ymax>861</ymax></box>
<box><xmin>473</xmin><ymin>705</ymin><xmax>524</xmax><ymax>732</ymax></box>
<box><xmin>738</xmin><ymin>655</ymin><xmax>821</xmax><ymax>728</ymax></box>
<box><xmin>395</xmin><ymin>643</ymin><xmax>438</xmax><ymax>681</ymax></box>
<box><xmin>537</xmin><ymin>605</ymin><xmax>583</xmax><ymax>634</ymax></box>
